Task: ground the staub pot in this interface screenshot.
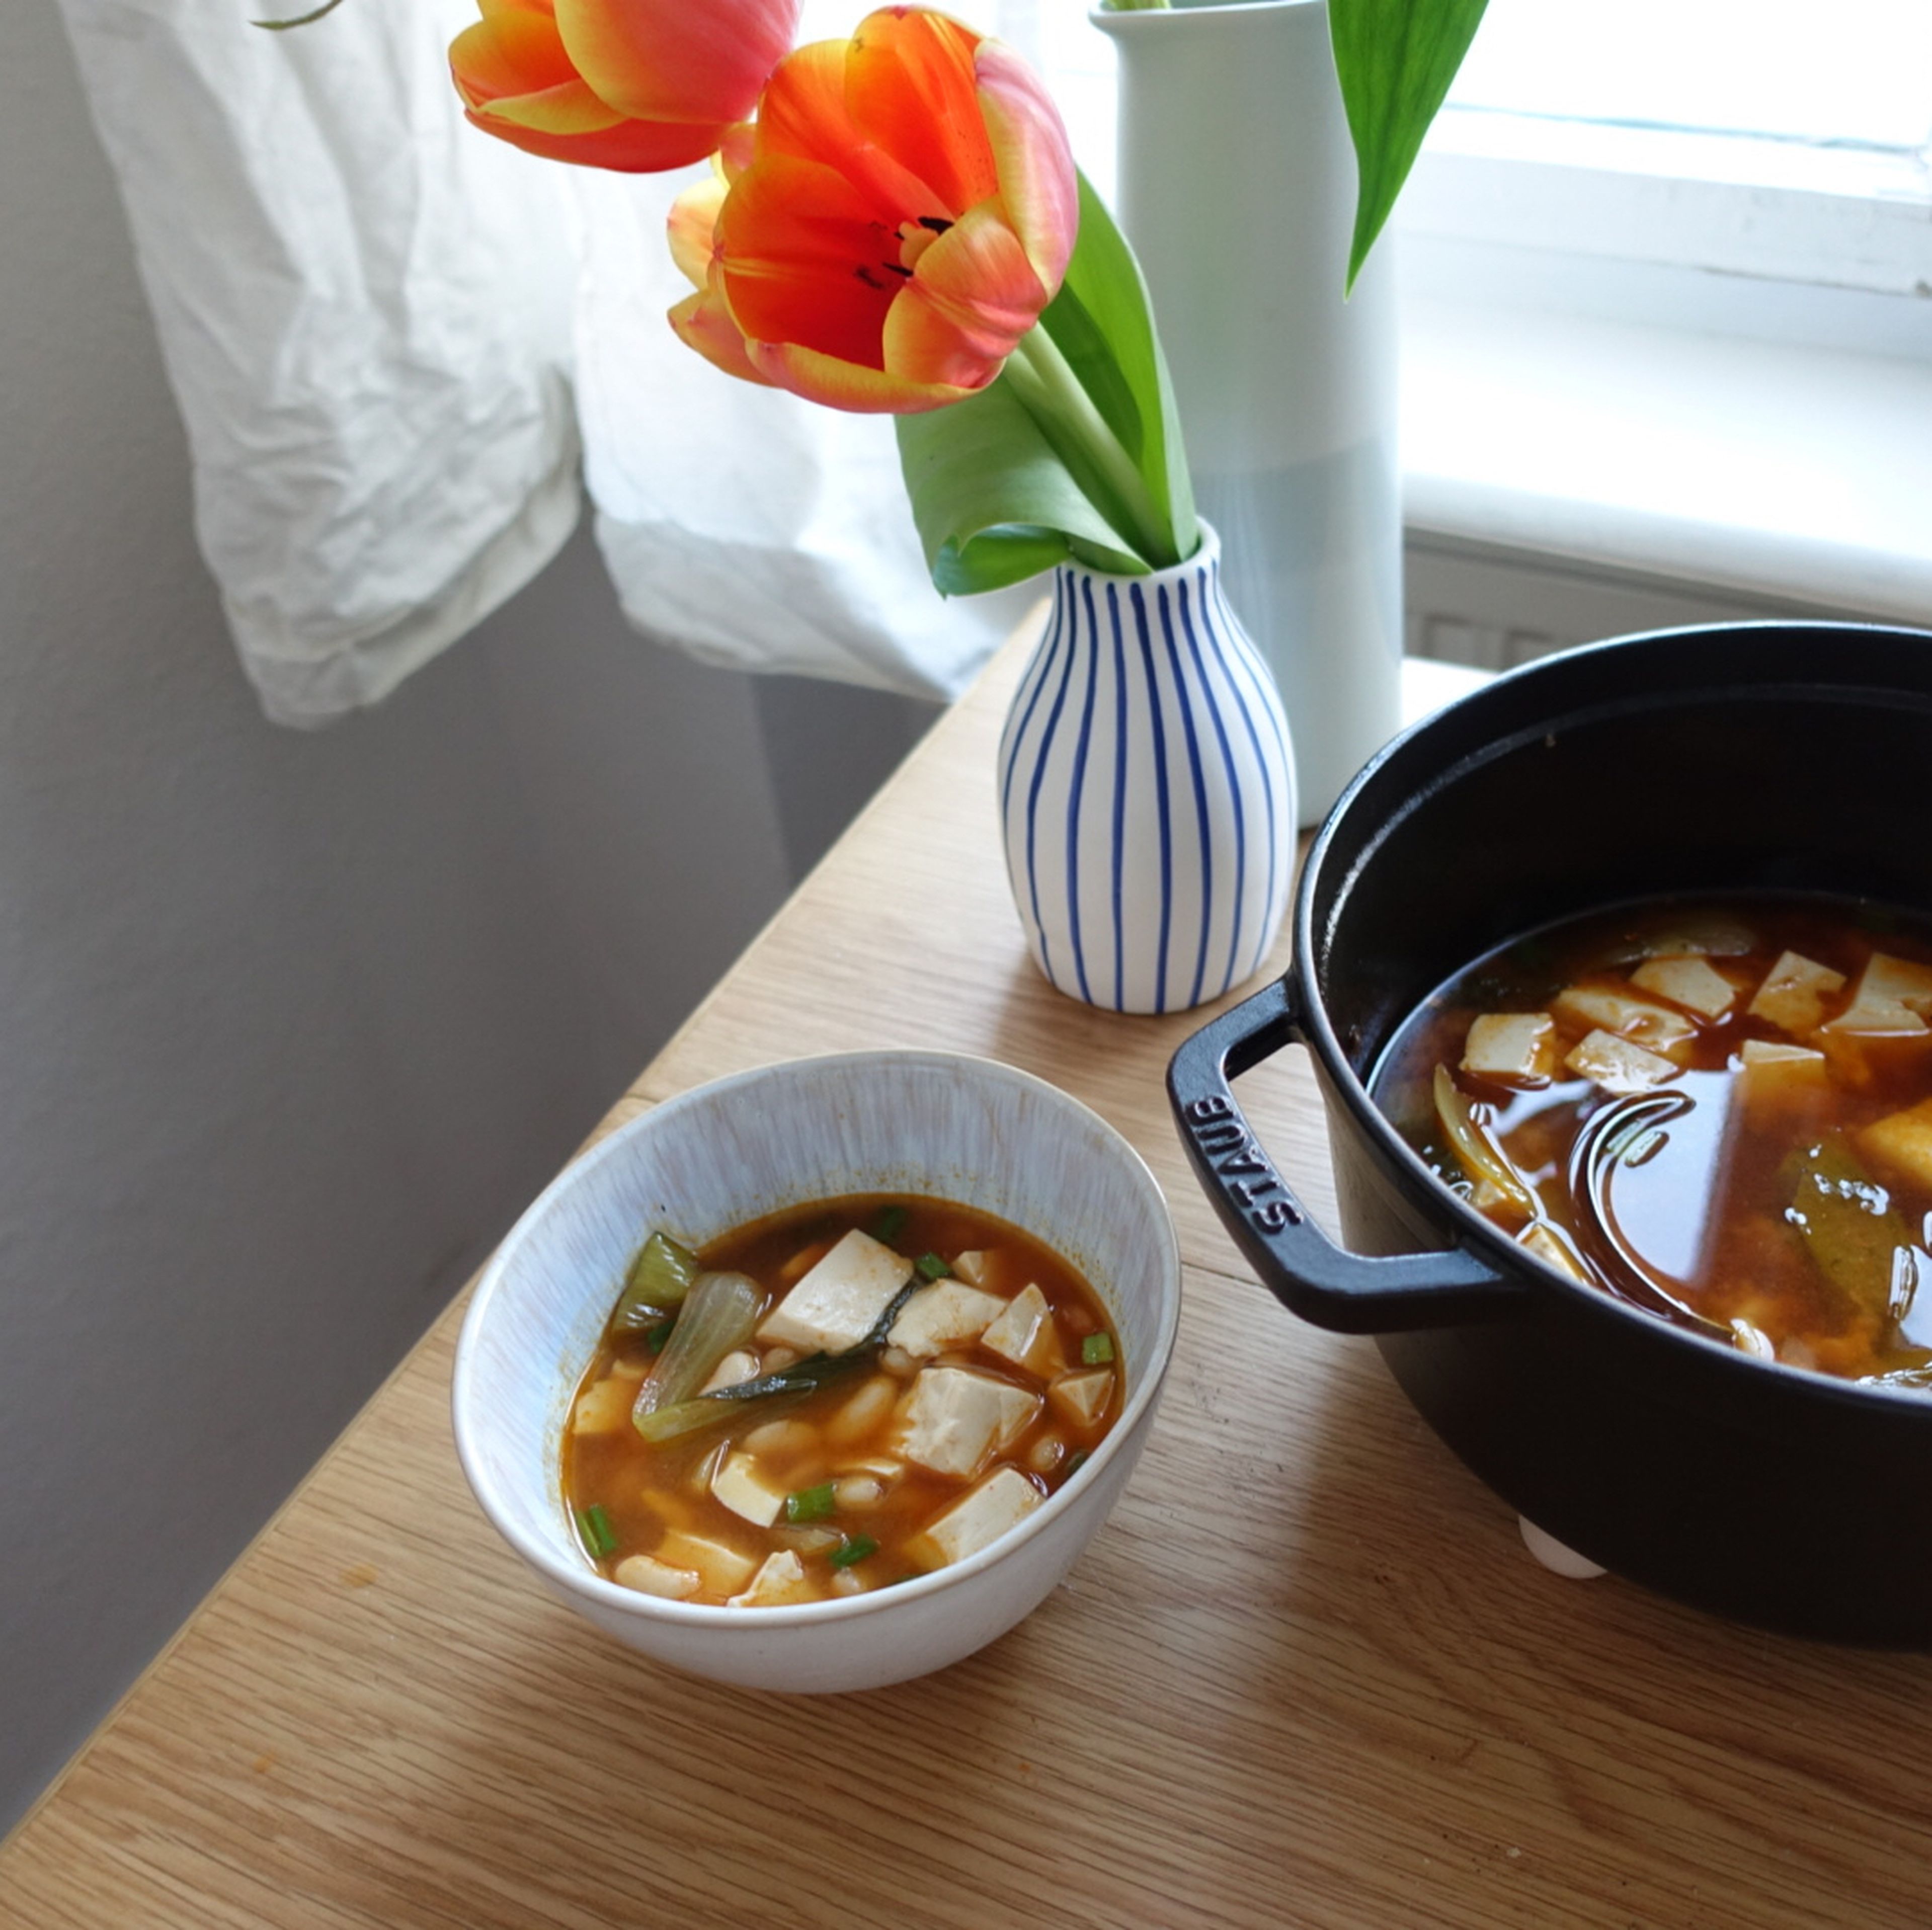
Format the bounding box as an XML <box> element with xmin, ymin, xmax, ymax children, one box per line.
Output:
<box><xmin>1168</xmin><ymin>622</ymin><xmax>1932</xmax><ymax>1646</ymax></box>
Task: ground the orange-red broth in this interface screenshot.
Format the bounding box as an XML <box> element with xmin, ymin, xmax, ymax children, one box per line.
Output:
<box><xmin>561</xmin><ymin>1195</ymin><xmax>1123</xmax><ymax>1606</ymax></box>
<box><xmin>1372</xmin><ymin>898</ymin><xmax>1932</xmax><ymax>1389</ymax></box>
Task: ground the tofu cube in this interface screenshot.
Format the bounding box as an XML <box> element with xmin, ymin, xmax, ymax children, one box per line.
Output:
<box><xmin>1564</xmin><ymin>1028</ymin><xmax>1680</xmax><ymax>1093</ymax></box>
<box><xmin>949</xmin><ymin>1250</ymin><xmax>993</xmax><ymax>1287</ymax></box>
<box><xmin>1827</xmin><ymin>955</ymin><xmax>1932</xmax><ymax>1036</ymax></box>
<box><xmin>896</xmin><ymin>1366</ymin><xmax>1040</xmax><ymax>1479</ymax></box>
<box><xmin>1552</xmin><ymin>985</ymin><xmax>1695</xmax><ymax>1053</ymax></box>
<box><xmin>656</xmin><ymin>1528</ymin><xmax>757</xmax><ymax>1596</ymax></box>
<box><xmin>1748</xmin><ymin>950</ymin><xmax>1847</xmax><ymax>1034</ymax></box>
<box><xmin>978</xmin><ymin>1282</ymin><xmax>1065</xmax><ymax>1378</ymax></box>
<box><xmin>1048</xmin><ymin>1366</ymin><xmax>1115</xmax><ymax>1427</ymax></box>
<box><xmin>1858</xmin><ymin>1097</ymin><xmax>1932</xmax><ymax>1194</ymax></box>
<box><xmin>1515</xmin><ymin>1222</ymin><xmax>1588</xmax><ymax>1282</ymax></box>
<box><xmin>612</xmin><ymin>1554</ymin><xmax>701</xmax><ymax>1600</ymax></box>
<box><xmin>1461</xmin><ymin>1013</ymin><xmax>1556</xmax><ymax>1083</ymax></box>
<box><xmin>729</xmin><ymin>1550</ymin><xmax>816</xmax><ymax>1607</ymax></box>
<box><xmin>1825</xmin><ymin>993</ymin><xmax>1928</xmax><ymax>1037</ymax></box>
<box><xmin>888</xmin><ymin>1278</ymin><xmax>1005</xmax><ymax>1358</ymax></box>
<box><xmin>1862</xmin><ymin>952</ymin><xmax>1932</xmax><ymax>1014</ymax></box>
<box><xmin>570</xmin><ymin>1375</ymin><xmax>635</xmax><ymax>1435</ymax></box>
<box><xmin>757</xmin><ymin>1229</ymin><xmax>913</xmax><ymax>1355</ymax></box>
<box><xmin>1637</xmin><ymin>911</ymin><xmax>1756</xmax><ymax>958</ymax></box>
<box><xmin>1631</xmin><ymin>955</ymin><xmax>1738</xmax><ymax>1019</ymax></box>
<box><xmin>906</xmin><ymin>1467</ymin><xmax>1044</xmax><ymax>1571</ymax></box>
<box><xmin>1737</xmin><ymin>1039</ymin><xmax>1829</xmax><ymax>1120</ymax></box>
<box><xmin>710</xmin><ymin>1450</ymin><xmax>787</xmax><ymax>1527</ymax></box>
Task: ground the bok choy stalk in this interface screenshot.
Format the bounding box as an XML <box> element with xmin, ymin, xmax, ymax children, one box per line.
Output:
<box><xmin>1432</xmin><ymin>1065</ymin><xmax>1536</xmax><ymax>1217</ymax></box>
<box><xmin>632</xmin><ymin>1276</ymin><xmax>927</xmax><ymax>1445</ymax></box>
<box><xmin>612</xmin><ymin>1230</ymin><xmax>701</xmax><ymax>1334</ymax></box>
<box><xmin>630</xmin><ymin>1269</ymin><xmax>762</xmax><ymax>1430</ymax></box>
<box><xmin>1785</xmin><ymin>1134</ymin><xmax>1923</xmax><ymax>1328</ymax></box>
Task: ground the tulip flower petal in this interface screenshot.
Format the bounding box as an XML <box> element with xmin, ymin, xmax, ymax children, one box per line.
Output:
<box><xmin>746</xmin><ymin>340</ymin><xmax>975</xmax><ymax>414</ymax></box>
<box><xmin>973</xmin><ymin>39</ymin><xmax>1078</xmax><ymax>291</ymax></box>
<box><xmin>554</xmin><ymin>0</ymin><xmax>799</xmax><ymax>128</ymax></box>
<box><xmin>452</xmin><ymin>11</ymin><xmax>729</xmax><ymax>168</ymax></box>
<box><xmin>451</xmin><ymin>11</ymin><xmax>589</xmax><ymax>112</ymax></box>
<box><xmin>752</xmin><ymin>40</ymin><xmax>942</xmax><ymax>222</ymax></box>
<box><xmin>845</xmin><ymin>10</ymin><xmax>995</xmax><ymax>219</ymax></box>
<box><xmin>669</xmin><ymin>288</ymin><xmax>773</xmax><ymax>387</ymax></box>
<box><xmin>667</xmin><ymin>173</ymin><xmax>729</xmax><ymax>290</ymax></box>
<box><xmin>882</xmin><ymin>202</ymin><xmax>1045</xmax><ymax>388</ymax></box>
<box><xmin>714</xmin><ymin>153</ymin><xmax>898</xmax><ymax>369</ymax></box>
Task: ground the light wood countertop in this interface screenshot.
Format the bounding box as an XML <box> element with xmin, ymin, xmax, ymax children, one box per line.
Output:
<box><xmin>4</xmin><ymin>638</ymin><xmax>1926</xmax><ymax>1930</ymax></box>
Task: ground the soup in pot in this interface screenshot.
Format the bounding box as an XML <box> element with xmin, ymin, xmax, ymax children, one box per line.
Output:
<box><xmin>1372</xmin><ymin>897</ymin><xmax>1932</xmax><ymax>1390</ymax></box>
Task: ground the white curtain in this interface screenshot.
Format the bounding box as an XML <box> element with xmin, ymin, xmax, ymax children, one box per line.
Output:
<box><xmin>55</xmin><ymin>0</ymin><xmax>1055</xmax><ymax>726</ymax></box>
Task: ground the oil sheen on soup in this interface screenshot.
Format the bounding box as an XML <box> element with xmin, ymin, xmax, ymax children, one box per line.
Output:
<box><xmin>561</xmin><ymin>1195</ymin><xmax>1123</xmax><ymax>1605</ymax></box>
<box><xmin>1373</xmin><ymin>897</ymin><xmax>1932</xmax><ymax>1390</ymax></box>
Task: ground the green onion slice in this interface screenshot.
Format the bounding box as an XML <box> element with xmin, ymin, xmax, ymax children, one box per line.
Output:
<box><xmin>915</xmin><ymin>1251</ymin><xmax>951</xmax><ymax>1281</ymax></box>
<box><xmin>1081</xmin><ymin>1331</ymin><xmax>1116</xmax><ymax>1366</ymax></box>
<box><xmin>829</xmin><ymin>1534</ymin><xmax>879</xmax><ymax>1570</ymax></box>
<box><xmin>574</xmin><ymin>1504</ymin><xmax>619</xmax><ymax>1559</ymax></box>
<box><xmin>786</xmin><ymin>1482</ymin><xmax>837</xmax><ymax>1524</ymax></box>
<box><xmin>869</xmin><ymin>1204</ymin><xmax>909</xmax><ymax>1245</ymax></box>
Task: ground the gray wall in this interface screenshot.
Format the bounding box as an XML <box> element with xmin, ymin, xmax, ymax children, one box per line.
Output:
<box><xmin>0</xmin><ymin>4</ymin><xmax>929</xmax><ymax>1834</ymax></box>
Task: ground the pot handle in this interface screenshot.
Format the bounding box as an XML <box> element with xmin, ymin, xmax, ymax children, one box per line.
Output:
<box><xmin>1167</xmin><ymin>978</ymin><xmax>1529</xmax><ymax>1333</ymax></box>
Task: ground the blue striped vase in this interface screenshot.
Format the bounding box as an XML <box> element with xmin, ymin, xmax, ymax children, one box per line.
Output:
<box><xmin>997</xmin><ymin>525</ymin><xmax>1297</xmax><ymax>1014</ymax></box>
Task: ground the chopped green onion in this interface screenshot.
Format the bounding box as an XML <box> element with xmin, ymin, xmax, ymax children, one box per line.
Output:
<box><xmin>869</xmin><ymin>1204</ymin><xmax>909</xmax><ymax>1244</ymax></box>
<box><xmin>613</xmin><ymin>1230</ymin><xmax>702</xmax><ymax>1331</ymax></box>
<box><xmin>1081</xmin><ymin>1331</ymin><xmax>1115</xmax><ymax>1365</ymax></box>
<box><xmin>644</xmin><ymin>1319</ymin><xmax>674</xmax><ymax>1352</ymax></box>
<box><xmin>786</xmin><ymin>1482</ymin><xmax>837</xmax><ymax>1524</ymax></box>
<box><xmin>575</xmin><ymin>1504</ymin><xmax>619</xmax><ymax>1559</ymax></box>
<box><xmin>1064</xmin><ymin>1450</ymin><xmax>1089</xmax><ymax>1478</ymax></box>
<box><xmin>828</xmin><ymin>1534</ymin><xmax>878</xmax><ymax>1570</ymax></box>
<box><xmin>915</xmin><ymin>1251</ymin><xmax>951</xmax><ymax>1281</ymax></box>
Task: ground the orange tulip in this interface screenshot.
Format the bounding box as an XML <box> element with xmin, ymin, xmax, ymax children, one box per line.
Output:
<box><xmin>668</xmin><ymin>8</ymin><xmax>1079</xmax><ymax>413</ymax></box>
<box><xmin>451</xmin><ymin>0</ymin><xmax>800</xmax><ymax>173</ymax></box>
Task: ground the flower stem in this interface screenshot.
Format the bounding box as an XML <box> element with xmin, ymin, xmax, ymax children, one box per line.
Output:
<box><xmin>1002</xmin><ymin>326</ymin><xmax>1184</xmax><ymax>571</ymax></box>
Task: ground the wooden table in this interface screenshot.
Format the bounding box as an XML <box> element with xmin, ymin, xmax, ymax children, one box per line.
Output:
<box><xmin>6</xmin><ymin>638</ymin><xmax>1928</xmax><ymax>1930</ymax></box>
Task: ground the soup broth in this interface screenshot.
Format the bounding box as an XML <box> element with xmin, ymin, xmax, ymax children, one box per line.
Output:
<box><xmin>561</xmin><ymin>1194</ymin><xmax>1123</xmax><ymax>1605</ymax></box>
<box><xmin>1372</xmin><ymin>896</ymin><xmax>1932</xmax><ymax>1390</ymax></box>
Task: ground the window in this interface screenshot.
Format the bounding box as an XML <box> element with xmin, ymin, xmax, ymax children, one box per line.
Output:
<box><xmin>1403</xmin><ymin>0</ymin><xmax>1932</xmax><ymax>355</ymax></box>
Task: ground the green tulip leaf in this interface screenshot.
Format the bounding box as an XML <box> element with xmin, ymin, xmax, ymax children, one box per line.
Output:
<box><xmin>897</xmin><ymin>376</ymin><xmax>1149</xmax><ymax>596</ymax></box>
<box><xmin>894</xmin><ymin>170</ymin><xmax>1197</xmax><ymax>598</ymax></box>
<box><xmin>1330</xmin><ymin>0</ymin><xmax>1490</xmax><ymax>291</ymax></box>
<box><xmin>1039</xmin><ymin>175</ymin><xmax>1196</xmax><ymax>558</ymax></box>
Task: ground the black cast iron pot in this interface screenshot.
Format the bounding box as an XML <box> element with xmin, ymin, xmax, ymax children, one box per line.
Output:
<box><xmin>1167</xmin><ymin>621</ymin><xmax>1932</xmax><ymax>1647</ymax></box>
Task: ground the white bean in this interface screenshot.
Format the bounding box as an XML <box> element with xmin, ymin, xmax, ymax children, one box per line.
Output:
<box><xmin>613</xmin><ymin>1555</ymin><xmax>701</xmax><ymax>1600</ymax></box>
<box><xmin>825</xmin><ymin>1375</ymin><xmax>898</xmax><ymax>1445</ymax></box>
<box><xmin>834</xmin><ymin>1473</ymin><xmax>887</xmax><ymax>1511</ymax></box>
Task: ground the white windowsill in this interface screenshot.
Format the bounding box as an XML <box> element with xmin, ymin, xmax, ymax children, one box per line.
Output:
<box><xmin>1401</xmin><ymin>291</ymin><xmax>1932</xmax><ymax>625</ymax></box>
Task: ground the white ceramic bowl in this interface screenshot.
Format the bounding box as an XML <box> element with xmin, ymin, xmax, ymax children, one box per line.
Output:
<box><xmin>452</xmin><ymin>1049</ymin><xmax>1180</xmax><ymax>1692</ymax></box>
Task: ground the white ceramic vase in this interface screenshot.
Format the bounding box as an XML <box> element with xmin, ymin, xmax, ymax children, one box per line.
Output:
<box><xmin>997</xmin><ymin>524</ymin><xmax>1295</xmax><ymax>1015</ymax></box>
<box><xmin>1092</xmin><ymin>0</ymin><xmax>1403</xmax><ymax>825</ymax></box>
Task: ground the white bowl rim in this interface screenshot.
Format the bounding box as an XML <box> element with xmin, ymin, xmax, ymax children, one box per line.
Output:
<box><xmin>452</xmin><ymin>1047</ymin><xmax>1181</xmax><ymax>1629</ymax></box>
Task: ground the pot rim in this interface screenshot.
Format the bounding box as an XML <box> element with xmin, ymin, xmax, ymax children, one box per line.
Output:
<box><xmin>1290</xmin><ymin>617</ymin><xmax>1932</xmax><ymax>1412</ymax></box>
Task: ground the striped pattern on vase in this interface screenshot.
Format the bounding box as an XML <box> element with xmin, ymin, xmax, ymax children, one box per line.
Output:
<box><xmin>997</xmin><ymin>526</ymin><xmax>1297</xmax><ymax>1014</ymax></box>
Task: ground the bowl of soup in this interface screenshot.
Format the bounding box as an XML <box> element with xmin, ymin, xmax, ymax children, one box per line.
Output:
<box><xmin>453</xmin><ymin>1049</ymin><xmax>1179</xmax><ymax>1690</ymax></box>
<box><xmin>1168</xmin><ymin>620</ymin><xmax>1932</xmax><ymax>1645</ymax></box>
